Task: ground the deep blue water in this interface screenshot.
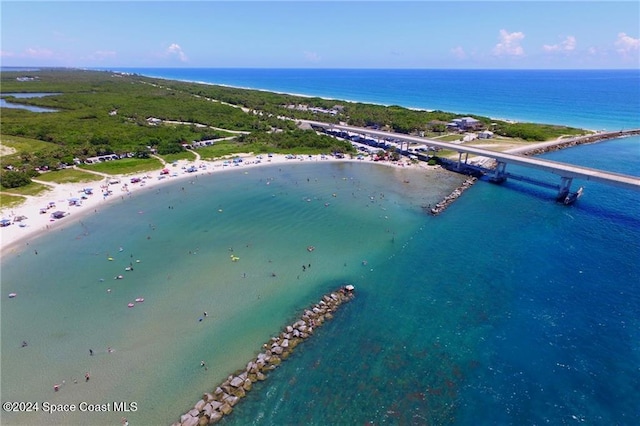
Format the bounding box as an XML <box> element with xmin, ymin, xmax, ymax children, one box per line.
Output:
<box><xmin>106</xmin><ymin>68</ymin><xmax>640</xmax><ymax>131</ymax></box>
<box><xmin>2</xmin><ymin>69</ymin><xmax>638</xmax><ymax>425</ymax></box>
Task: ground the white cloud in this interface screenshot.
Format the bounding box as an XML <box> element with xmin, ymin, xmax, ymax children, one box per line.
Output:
<box><xmin>304</xmin><ymin>51</ymin><xmax>321</xmax><ymax>62</ymax></box>
<box><xmin>88</xmin><ymin>50</ymin><xmax>117</xmax><ymax>61</ymax></box>
<box><xmin>450</xmin><ymin>46</ymin><xmax>466</xmax><ymax>60</ymax></box>
<box><xmin>543</xmin><ymin>35</ymin><xmax>577</xmax><ymax>52</ymax></box>
<box><xmin>166</xmin><ymin>43</ymin><xmax>188</xmax><ymax>62</ymax></box>
<box><xmin>615</xmin><ymin>32</ymin><xmax>639</xmax><ymax>58</ymax></box>
<box><xmin>25</xmin><ymin>47</ymin><xmax>55</xmax><ymax>59</ymax></box>
<box><xmin>493</xmin><ymin>29</ymin><xmax>525</xmax><ymax>57</ymax></box>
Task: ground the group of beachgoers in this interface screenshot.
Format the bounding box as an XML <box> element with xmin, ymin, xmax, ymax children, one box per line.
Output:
<box><xmin>52</xmin><ymin>371</ymin><xmax>91</xmax><ymax>392</ymax></box>
<box><xmin>48</xmin><ymin>347</ymin><xmax>118</xmax><ymax>392</ymax></box>
<box><xmin>1</xmin><ymin>153</ymin><xmax>425</xmax><ymax>259</ymax></box>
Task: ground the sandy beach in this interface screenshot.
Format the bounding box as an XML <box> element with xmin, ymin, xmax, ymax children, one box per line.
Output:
<box><xmin>0</xmin><ymin>153</ymin><xmax>426</xmax><ymax>258</ymax></box>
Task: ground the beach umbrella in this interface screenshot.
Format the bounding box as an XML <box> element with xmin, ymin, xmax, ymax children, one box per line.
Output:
<box><xmin>51</xmin><ymin>211</ymin><xmax>67</xmax><ymax>219</ymax></box>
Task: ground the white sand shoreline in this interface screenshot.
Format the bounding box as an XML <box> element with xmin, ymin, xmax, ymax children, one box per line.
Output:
<box><xmin>0</xmin><ymin>154</ymin><xmax>429</xmax><ymax>258</ymax></box>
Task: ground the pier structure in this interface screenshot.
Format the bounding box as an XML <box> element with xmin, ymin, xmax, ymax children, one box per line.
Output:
<box><xmin>307</xmin><ymin>121</ymin><xmax>640</xmax><ymax>201</ymax></box>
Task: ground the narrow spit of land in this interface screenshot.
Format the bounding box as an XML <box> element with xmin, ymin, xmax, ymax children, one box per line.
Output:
<box><xmin>505</xmin><ymin>129</ymin><xmax>640</xmax><ymax>155</ymax></box>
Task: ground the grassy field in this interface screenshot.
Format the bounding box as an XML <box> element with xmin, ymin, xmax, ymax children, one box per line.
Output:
<box><xmin>433</xmin><ymin>134</ymin><xmax>465</xmax><ymax>142</ymax></box>
<box><xmin>34</xmin><ymin>168</ymin><xmax>105</xmax><ymax>184</ymax></box>
<box><xmin>195</xmin><ymin>139</ymin><xmax>336</xmax><ymax>161</ymax></box>
<box><xmin>0</xmin><ymin>135</ymin><xmax>60</xmax><ymax>152</ymax></box>
<box><xmin>79</xmin><ymin>158</ymin><xmax>163</xmax><ymax>175</ymax></box>
<box><xmin>0</xmin><ymin>193</ymin><xmax>28</xmax><ymax>210</ymax></box>
<box><xmin>0</xmin><ymin>181</ymin><xmax>53</xmax><ymax>197</ymax></box>
<box><xmin>160</xmin><ymin>151</ymin><xmax>197</xmax><ymax>163</ymax></box>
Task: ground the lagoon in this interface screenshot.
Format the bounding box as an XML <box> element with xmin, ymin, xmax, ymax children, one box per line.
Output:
<box><xmin>1</xmin><ymin>161</ymin><xmax>465</xmax><ymax>425</ymax></box>
<box><xmin>0</xmin><ymin>93</ymin><xmax>60</xmax><ymax>112</ymax></box>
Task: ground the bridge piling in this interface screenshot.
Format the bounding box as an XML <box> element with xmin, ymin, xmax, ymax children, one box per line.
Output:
<box><xmin>490</xmin><ymin>161</ymin><xmax>508</xmax><ymax>183</ymax></box>
<box><xmin>557</xmin><ymin>176</ymin><xmax>574</xmax><ymax>200</ymax></box>
<box><xmin>456</xmin><ymin>152</ymin><xmax>469</xmax><ymax>171</ymax></box>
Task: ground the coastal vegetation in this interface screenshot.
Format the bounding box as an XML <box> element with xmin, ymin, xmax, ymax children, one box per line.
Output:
<box><xmin>0</xmin><ymin>193</ymin><xmax>26</xmax><ymax>209</ymax></box>
<box><xmin>0</xmin><ymin>179</ymin><xmax>51</xmax><ymax>197</ymax></box>
<box><xmin>79</xmin><ymin>157</ymin><xmax>163</xmax><ymax>175</ymax></box>
<box><xmin>1</xmin><ymin>68</ymin><xmax>587</xmax><ymax>189</ymax></box>
<box><xmin>33</xmin><ymin>168</ymin><xmax>103</xmax><ymax>184</ymax></box>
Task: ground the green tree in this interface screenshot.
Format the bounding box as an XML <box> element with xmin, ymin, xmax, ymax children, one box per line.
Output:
<box><xmin>0</xmin><ymin>170</ymin><xmax>33</xmax><ymax>189</ymax></box>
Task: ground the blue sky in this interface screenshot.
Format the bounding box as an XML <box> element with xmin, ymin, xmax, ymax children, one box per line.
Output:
<box><xmin>2</xmin><ymin>1</ymin><xmax>639</xmax><ymax>69</ymax></box>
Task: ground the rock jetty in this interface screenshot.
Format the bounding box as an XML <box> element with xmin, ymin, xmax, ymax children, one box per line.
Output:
<box><xmin>519</xmin><ymin>129</ymin><xmax>640</xmax><ymax>156</ymax></box>
<box><xmin>428</xmin><ymin>177</ymin><xmax>477</xmax><ymax>215</ymax></box>
<box><xmin>173</xmin><ymin>285</ymin><xmax>355</xmax><ymax>426</ymax></box>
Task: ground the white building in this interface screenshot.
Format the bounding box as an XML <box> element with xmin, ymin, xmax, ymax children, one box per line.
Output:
<box><xmin>478</xmin><ymin>130</ymin><xmax>494</xmax><ymax>139</ymax></box>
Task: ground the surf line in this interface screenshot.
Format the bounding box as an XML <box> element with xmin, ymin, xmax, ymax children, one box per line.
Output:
<box><xmin>174</xmin><ymin>285</ymin><xmax>355</xmax><ymax>426</ymax></box>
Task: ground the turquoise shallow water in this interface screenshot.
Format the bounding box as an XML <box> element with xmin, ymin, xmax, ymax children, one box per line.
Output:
<box><xmin>1</xmin><ymin>162</ymin><xmax>465</xmax><ymax>425</ymax></box>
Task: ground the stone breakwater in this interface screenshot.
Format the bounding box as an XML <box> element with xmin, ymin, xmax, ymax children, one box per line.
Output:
<box><xmin>428</xmin><ymin>177</ymin><xmax>478</xmax><ymax>216</ymax></box>
<box><xmin>173</xmin><ymin>285</ymin><xmax>356</xmax><ymax>426</ymax></box>
<box><xmin>519</xmin><ymin>129</ymin><xmax>640</xmax><ymax>156</ymax></box>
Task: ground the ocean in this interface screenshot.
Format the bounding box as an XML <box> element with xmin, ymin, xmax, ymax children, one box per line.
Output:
<box><xmin>1</xmin><ymin>69</ymin><xmax>639</xmax><ymax>425</ymax></box>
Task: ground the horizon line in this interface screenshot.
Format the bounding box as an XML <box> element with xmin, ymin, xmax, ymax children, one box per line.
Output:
<box><xmin>2</xmin><ymin>66</ymin><xmax>639</xmax><ymax>72</ymax></box>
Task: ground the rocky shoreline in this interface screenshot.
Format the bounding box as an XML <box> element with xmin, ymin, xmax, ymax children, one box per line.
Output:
<box><xmin>518</xmin><ymin>129</ymin><xmax>640</xmax><ymax>156</ymax></box>
<box><xmin>173</xmin><ymin>285</ymin><xmax>356</xmax><ymax>426</ymax></box>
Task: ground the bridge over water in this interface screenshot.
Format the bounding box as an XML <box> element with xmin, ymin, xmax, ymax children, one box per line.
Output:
<box><xmin>307</xmin><ymin>121</ymin><xmax>640</xmax><ymax>201</ymax></box>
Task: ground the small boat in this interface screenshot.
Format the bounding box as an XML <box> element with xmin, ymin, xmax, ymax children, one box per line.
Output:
<box><xmin>563</xmin><ymin>187</ymin><xmax>584</xmax><ymax>205</ymax></box>
<box><xmin>307</xmin><ymin>246</ymin><xmax>315</xmax><ymax>252</ymax></box>
<box><xmin>8</xmin><ymin>292</ymin><xmax>17</xmax><ymax>298</ymax></box>
<box><xmin>135</xmin><ymin>297</ymin><xmax>144</xmax><ymax>303</ymax></box>
<box><xmin>127</xmin><ymin>303</ymin><xmax>135</xmax><ymax>308</ymax></box>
